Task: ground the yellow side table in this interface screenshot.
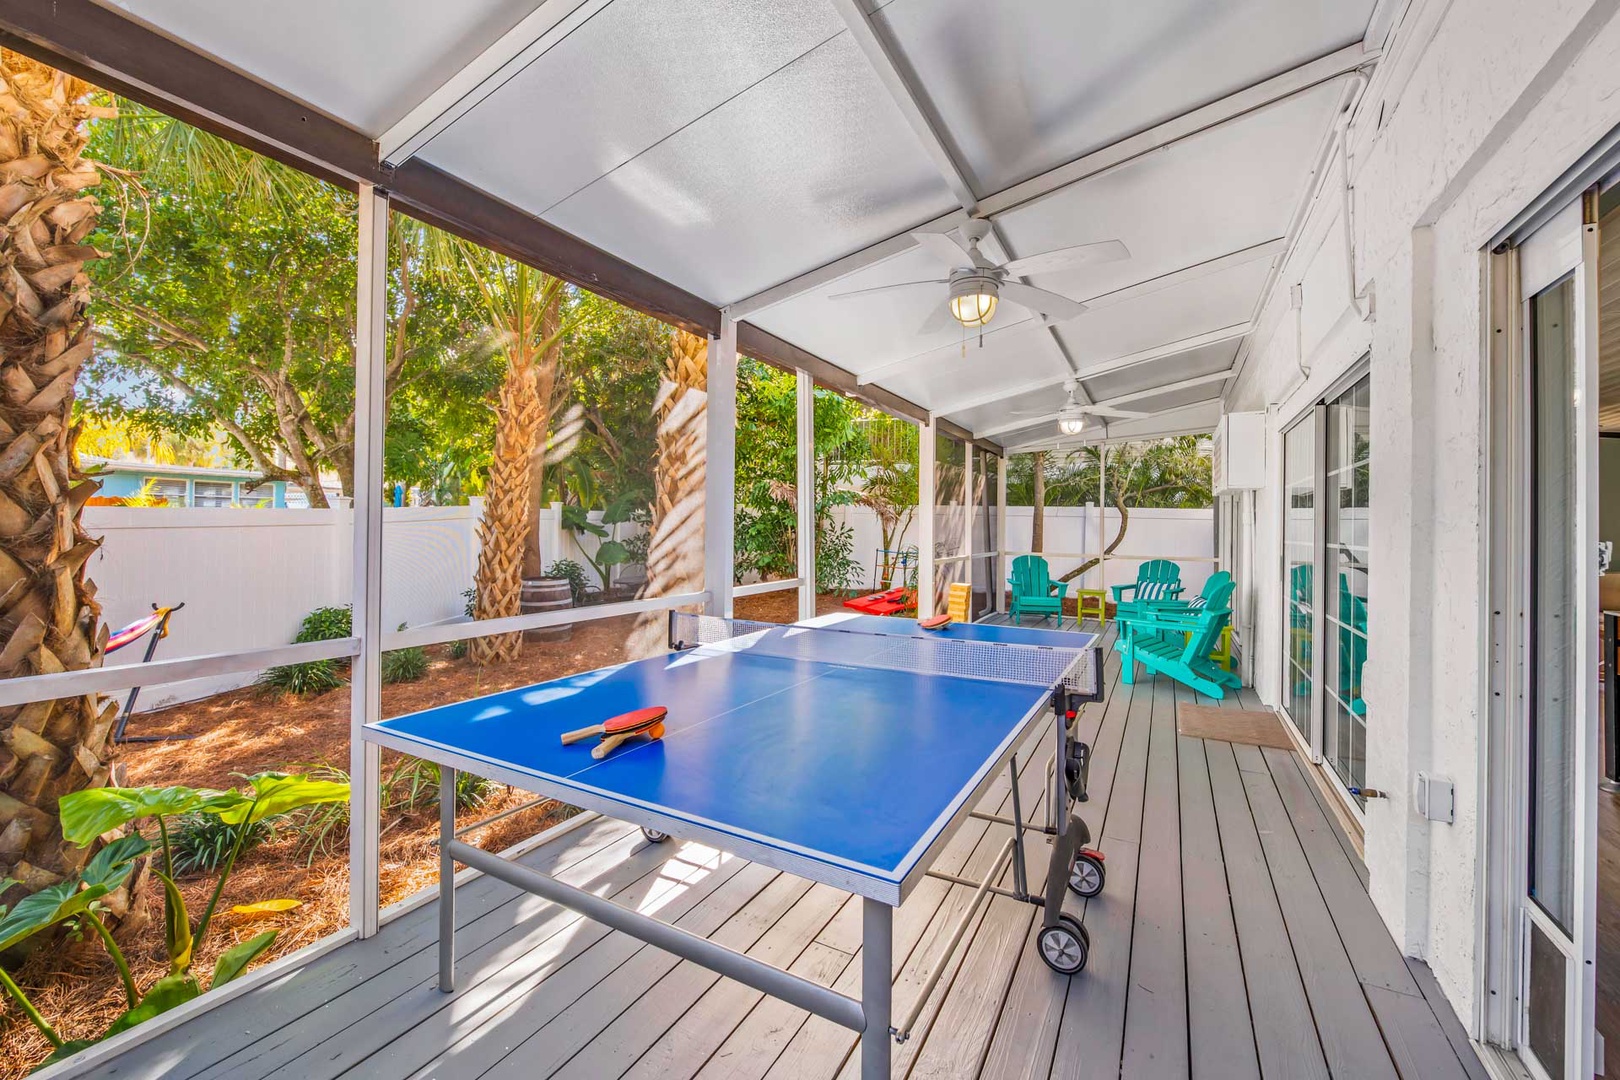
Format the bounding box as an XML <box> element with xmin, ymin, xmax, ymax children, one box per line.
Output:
<box><xmin>1209</xmin><ymin>624</ymin><xmax>1234</xmax><ymax>672</ymax></box>
<box><xmin>1075</xmin><ymin>588</ymin><xmax>1108</xmax><ymax>627</ymax></box>
<box><xmin>946</xmin><ymin>581</ymin><xmax>971</xmax><ymax>623</ymax></box>
<box><xmin>1185</xmin><ymin>624</ymin><xmax>1235</xmax><ymax>671</ymax></box>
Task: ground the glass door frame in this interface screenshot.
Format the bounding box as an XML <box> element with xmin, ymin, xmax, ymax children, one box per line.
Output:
<box><xmin>1277</xmin><ymin>362</ymin><xmax>1372</xmax><ymax>819</ymax></box>
<box><xmin>1280</xmin><ymin>404</ymin><xmax>1326</xmax><ymax>762</ymax></box>
<box><xmin>1483</xmin><ymin>193</ymin><xmax>1599</xmax><ymax>1080</ymax></box>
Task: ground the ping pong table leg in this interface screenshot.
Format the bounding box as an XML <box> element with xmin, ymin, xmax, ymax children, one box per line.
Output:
<box><xmin>439</xmin><ymin>768</ymin><xmax>456</xmax><ymax>993</ymax></box>
<box><xmin>861</xmin><ymin>898</ymin><xmax>893</xmax><ymax>1080</ymax></box>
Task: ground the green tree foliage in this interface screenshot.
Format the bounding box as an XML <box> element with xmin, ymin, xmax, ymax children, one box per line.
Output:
<box><xmin>80</xmin><ymin>104</ymin><xmax>496</xmax><ymax>504</ymax></box>
<box><xmin>1005</xmin><ymin>436</ymin><xmax>1212</xmax><ymax>508</ymax></box>
<box><xmin>733</xmin><ymin>359</ymin><xmax>798</xmax><ymax>581</ymax></box>
<box><xmin>546</xmin><ymin>291</ymin><xmax>665</xmax><ymax>511</ymax></box>
<box><xmin>1005</xmin><ymin>436</ymin><xmax>1212</xmax><ymax>583</ymax></box>
<box><xmin>731</xmin><ymin>360</ymin><xmax>893</xmax><ymax>590</ymax></box>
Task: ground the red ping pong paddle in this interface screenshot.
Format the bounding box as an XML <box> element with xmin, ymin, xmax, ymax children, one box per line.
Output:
<box><xmin>560</xmin><ymin>706</ymin><xmax>668</xmax><ymax>759</ymax></box>
<box><xmin>919</xmin><ymin>614</ymin><xmax>952</xmax><ymax>631</ymax></box>
<box><xmin>561</xmin><ymin>705</ymin><xmax>666</xmax><ymax>746</ymax></box>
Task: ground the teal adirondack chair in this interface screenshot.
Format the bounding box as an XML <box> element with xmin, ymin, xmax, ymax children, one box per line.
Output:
<box><xmin>1115</xmin><ymin>571</ymin><xmax>1234</xmax><ymax>652</ymax></box>
<box><xmin>1008</xmin><ymin>555</ymin><xmax>1068</xmax><ymax>624</ymax></box>
<box><xmin>1109</xmin><ymin>559</ymin><xmax>1184</xmax><ymax>606</ymax></box>
<box><xmin>1338</xmin><ymin>572</ymin><xmax>1368</xmax><ymax>716</ymax></box>
<box><xmin>1118</xmin><ymin>602</ymin><xmax>1240</xmax><ymax>698</ymax></box>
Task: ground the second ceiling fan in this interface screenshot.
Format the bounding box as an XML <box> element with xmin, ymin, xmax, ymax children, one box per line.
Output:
<box><xmin>830</xmin><ymin>219</ymin><xmax>1129</xmax><ymax>334</ymax></box>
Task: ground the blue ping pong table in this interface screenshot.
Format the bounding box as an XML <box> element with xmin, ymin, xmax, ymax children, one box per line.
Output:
<box><xmin>364</xmin><ymin>612</ymin><xmax>1103</xmax><ymax>1080</ymax></box>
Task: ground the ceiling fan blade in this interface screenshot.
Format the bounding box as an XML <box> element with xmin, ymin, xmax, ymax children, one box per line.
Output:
<box><xmin>1003</xmin><ymin>239</ymin><xmax>1130</xmax><ymax>277</ymax></box>
<box><xmin>912</xmin><ymin>230</ymin><xmax>973</xmax><ymax>267</ymax></box>
<box><xmin>998</xmin><ymin>281</ymin><xmax>1087</xmax><ymax>322</ymax></box>
<box><xmin>919</xmin><ymin>303</ymin><xmax>963</xmax><ymax>335</ymax></box>
<box><xmin>828</xmin><ymin>279</ymin><xmax>947</xmax><ymax>301</ymax></box>
<box><xmin>1081</xmin><ymin>404</ymin><xmax>1148</xmax><ymax>419</ymax></box>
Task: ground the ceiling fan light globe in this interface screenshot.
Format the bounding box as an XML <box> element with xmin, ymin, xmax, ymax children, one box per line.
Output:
<box><xmin>948</xmin><ymin>275</ymin><xmax>999</xmax><ymax>328</ymax></box>
<box><xmin>1059</xmin><ymin>416</ymin><xmax>1086</xmax><ymax>435</ymax></box>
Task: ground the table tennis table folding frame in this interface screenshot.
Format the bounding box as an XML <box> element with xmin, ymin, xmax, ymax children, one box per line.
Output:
<box><xmin>361</xmin><ymin>615</ymin><xmax>1101</xmax><ymax>1080</ymax></box>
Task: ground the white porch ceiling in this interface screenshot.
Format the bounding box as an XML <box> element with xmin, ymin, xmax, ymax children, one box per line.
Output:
<box><xmin>91</xmin><ymin>0</ymin><xmax>1382</xmax><ymax>447</ymax></box>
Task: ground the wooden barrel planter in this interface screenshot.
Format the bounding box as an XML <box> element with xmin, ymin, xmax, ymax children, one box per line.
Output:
<box><xmin>520</xmin><ymin>578</ymin><xmax>574</xmax><ymax>642</ymax></box>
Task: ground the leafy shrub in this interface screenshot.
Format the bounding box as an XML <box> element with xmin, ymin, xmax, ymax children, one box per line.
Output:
<box><xmin>447</xmin><ymin>590</ymin><xmax>477</xmax><ymax>659</ymax></box>
<box><xmin>282</xmin><ymin>764</ymin><xmax>351</xmax><ymax>865</ymax></box>
<box><xmin>382</xmin><ymin>624</ymin><xmax>428</xmax><ymax>684</ymax></box>
<box><xmin>815</xmin><ymin>521</ymin><xmax>862</xmax><ymax>594</ymax></box>
<box><xmin>3</xmin><ymin>773</ymin><xmax>352</xmax><ymax>1065</ymax></box>
<box><xmin>260</xmin><ymin>605</ymin><xmax>354</xmax><ymax>695</ymax></box>
<box><xmin>544</xmin><ymin>559</ymin><xmax>590</xmax><ymax>605</ymax></box>
<box><xmin>385</xmin><ymin>757</ymin><xmax>497</xmax><ymax>812</ymax></box>
<box><xmin>169</xmin><ymin>812</ymin><xmax>274</xmax><ymax>876</ymax></box>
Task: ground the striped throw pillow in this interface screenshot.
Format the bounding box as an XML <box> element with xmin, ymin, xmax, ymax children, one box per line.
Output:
<box><xmin>1138</xmin><ymin>580</ymin><xmax>1176</xmax><ymax>601</ymax></box>
<box><xmin>1188</xmin><ymin>596</ymin><xmax>1207</xmax><ymax>610</ymax></box>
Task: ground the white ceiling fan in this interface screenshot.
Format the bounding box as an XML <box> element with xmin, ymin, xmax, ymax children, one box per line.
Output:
<box><xmin>828</xmin><ymin>220</ymin><xmax>1128</xmax><ymax>334</ymax></box>
<box><xmin>1055</xmin><ymin>379</ymin><xmax>1145</xmax><ymax>433</ymax></box>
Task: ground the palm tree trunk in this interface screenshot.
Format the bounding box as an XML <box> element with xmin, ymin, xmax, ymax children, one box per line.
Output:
<box><xmin>1030</xmin><ymin>451</ymin><xmax>1046</xmax><ymax>553</ymax></box>
<box><xmin>521</xmin><ymin>291</ymin><xmax>563</xmax><ymax>581</ymax></box>
<box><xmin>629</xmin><ymin>330</ymin><xmax>707</xmax><ymax>658</ymax></box>
<box><xmin>0</xmin><ymin>54</ymin><xmax>118</xmax><ymax>892</ymax></box>
<box><xmin>471</xmin><ymin>336</ymin><xmax>543</xmax><ymax>665</ymax></box>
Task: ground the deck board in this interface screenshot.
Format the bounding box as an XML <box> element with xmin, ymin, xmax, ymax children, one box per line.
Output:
<box><xmin>91</xmin><ymin>619</ymin><xmax>1484</xmax><ymax>1080</ymax></box>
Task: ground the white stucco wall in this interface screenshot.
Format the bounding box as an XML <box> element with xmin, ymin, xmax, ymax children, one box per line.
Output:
<box><xmin>1226</xmin><ymin>0</ymin><xmax>1620</xmax><ymax>1031</ymax></box>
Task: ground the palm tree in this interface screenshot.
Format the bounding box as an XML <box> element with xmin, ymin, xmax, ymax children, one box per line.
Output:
<box><xmin>628</xmin><ymin>329</ymin><xmax>707</xmax><ymax>658</ymax></box>
<box><xmin>418</xmin><ymin>234</ymin><xmax>568</xmax><ymax>664</ymax></box>
<box><xmin>0</xmin><ymin>53</ymin><xmax>118</xmax><ymax>893</ymax></box>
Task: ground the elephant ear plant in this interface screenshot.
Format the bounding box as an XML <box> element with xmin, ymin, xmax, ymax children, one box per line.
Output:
<box><xmin>0</xmin><ymin>772</ymin><xmax>348</xmax><ymax>1068</ymax></box>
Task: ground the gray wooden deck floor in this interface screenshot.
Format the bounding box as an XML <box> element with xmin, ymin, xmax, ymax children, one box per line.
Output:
<box><xmin>96</xmin><ymin>620</ymin><xmax>1487</xmax><ymax>1080</ymax></box>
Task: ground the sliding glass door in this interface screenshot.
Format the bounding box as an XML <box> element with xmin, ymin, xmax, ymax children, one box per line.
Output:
<box><xmin>1323</xmin><ymin>376</ymin><xmax>1371</xmax><ymax>795</ymax></box>
<box><xmin>1279</xmin><ymin>370</ymin><xmax>1371</xmax><ymax>805</ymax></box>
<box><xmin>1281</xmin><ymin>411</ymin><xmax>1321</xmax><ymax>747</ymax></box>
<box><xmin>1501</xmin><ymin>195</ymin><xmax>1599</xmax><ymax>1080</ymax></box>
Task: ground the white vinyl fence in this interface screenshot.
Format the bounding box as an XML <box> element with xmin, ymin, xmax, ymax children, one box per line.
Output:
<box><xmin>83</xmin><ymin>500</ymin><xmax>1211</xmax><ymax>711</ymax></box>
<box><xmin>85</xmin><ymin>500</ymin><xmax>636</xmax><ymax>709</ymax></box>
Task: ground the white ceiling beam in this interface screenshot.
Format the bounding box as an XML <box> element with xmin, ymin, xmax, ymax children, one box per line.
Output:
<box><xmin>828</xmin><ymin>0</ymin><xmax>979</xmax><ymax>212</ymax></box>
<box><xmin>1071</xmin><ymin>322</ymin><xmax>1252</xmax><ymax>381</ymax></box>
<box><xmin>976</xmin><ymin>42</ymin><xmax>1375</xmax><ymax>219</ymax></box>
<box><xmin>1098</xmin><ymin>368</ymin><xmax>1237</xmax><ymax>407</ymax></box>
<box><xmin>726</xmin><ymin>42</ymin><xmax>1371</xmax><ymax>317</ymax></box>
<box><xmin>379</xmin><ymin>0</ymin><xmax>609</xmax><ymax>166</ymax></box>
<box><xmin>928</xmin><ymin>317</ymin><xmax>1252</xmax><ymax>415</ymax></box>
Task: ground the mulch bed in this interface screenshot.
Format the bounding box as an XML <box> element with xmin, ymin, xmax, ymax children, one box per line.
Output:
<box><xmin>0</xmin><ymin>614</ymin><xmax>646</xmax><ymax>1076</ymax></box>
<box><xmin>0</xmin><ymin>596</ymin><xmax>860</xmax><ymax>1073</ymax></box>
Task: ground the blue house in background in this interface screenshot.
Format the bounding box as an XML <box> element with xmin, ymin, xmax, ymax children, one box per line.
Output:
<box><xmin>82</xmin><ymin>457</ymin><xmax>295</xmax><ymax>507</ymax></box>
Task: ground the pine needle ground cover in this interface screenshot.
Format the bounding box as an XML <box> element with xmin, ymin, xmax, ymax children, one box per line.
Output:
<box><xmin>0</xmin><ymin>617</ymin><xmax>645</xmax><ymax>1075</ymax></box>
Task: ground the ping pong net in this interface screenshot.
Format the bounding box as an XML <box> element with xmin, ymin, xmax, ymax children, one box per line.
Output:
<box><xmin>668</xmin><ymin>613</ymin><xmax>1103</xmax><ymax>702</ymax></box>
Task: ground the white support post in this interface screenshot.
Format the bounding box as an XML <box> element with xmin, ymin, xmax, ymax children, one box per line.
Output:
<box><xmin>995</xmin><ymin>456</ymin><xmax>1008</xmax><ymax>614</ymax></box>
<box><xmin>350</xmin><ymin>184</ymin><xmax>387</xmax><ymax>937</ymax></box>
<box><xmin>917</xmin><ymin>418</ymin><xmax>936</xmax><ymax>620</ymax></box>
<box><xmin>796</xmin><ymin>370</ymin><xmax>816</xmax><ymax>621</ymax></box>
<box><xmin>704</xmin><ymin>316</ymin><xmax>737</xmax><ymax>618</ymax></box>
<box><xmin>1096</xmin><ymin>443</ymin><xmax>1108</xmax><ymax>593</ymax></box>
<box><xmin>960</xmin><ymin>442</ymin><xmax>973</xmax><ymax>619</ymax></box>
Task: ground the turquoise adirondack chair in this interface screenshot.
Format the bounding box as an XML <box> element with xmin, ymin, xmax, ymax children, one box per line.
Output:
<box><xmin>1008</xmin><ymin>555</ymin><xmax>1068</xmax><ymax>624</ymax></box>
<box><xmin>1115</xmin><ymin>571</ymin><xmax>1234</xmax><ymax>652</ymax></box>
<box><xmin>1118</xmin><ymin>602</ymin><xmax>1240</xmax><ymax>698</ymax></box>
<box><xmin>1109</xmin><ymin>559</ymin><xmax>1184</xmax><ymax>606</ymax></box>
<box><xmin>1338</xmin><ymin>572</ymin><xmax>1368</xmax><ymax>716</ymax></box>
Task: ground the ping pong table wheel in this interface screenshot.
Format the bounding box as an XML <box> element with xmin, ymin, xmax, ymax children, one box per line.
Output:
<box><xmin>1037</xmin><ymin>914</ymin><xmax>1089</xmax><ymax>975</ymax></box>
<box><xmin>1068</xmin><ymin>851</ymin><xmax>1106</xmax><ymax>898</ymax></box>
<box><xmin>641</xmin><ymin>827</ymin><xmax>670</xmax><ymax>844</ymax></box>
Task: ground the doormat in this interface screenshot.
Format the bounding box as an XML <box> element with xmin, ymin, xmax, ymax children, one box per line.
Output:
<box><xmin>1176</xmin><ymin>704</ymin><xmax>1295</xmax><ymax>750</ymax></box>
